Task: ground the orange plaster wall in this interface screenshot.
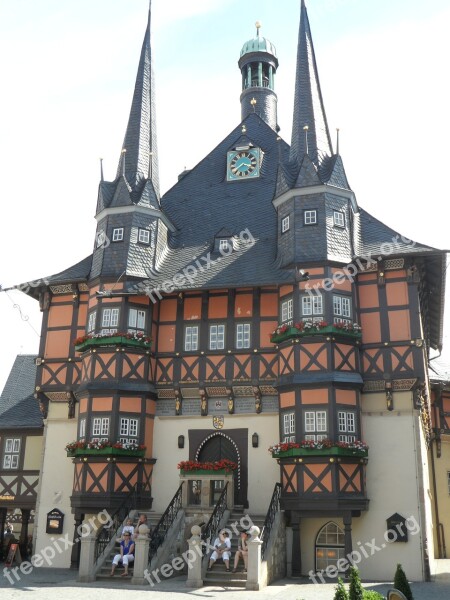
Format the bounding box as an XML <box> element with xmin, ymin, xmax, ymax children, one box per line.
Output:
<box><xmin>48</xmin><ymin>305</ymin><xmax>73</xmax><ymax>328</ymax></box>
<box><xmin>79</xmin><ymin>398</ymin><xmax>88</xmax><ymax>413</ymax></box>
<box><xmin>389</xmin><ymin>310</ymin><xmax>411</xmax><ymax>341</ymax></box>
<box><xmin>358</xmin><ymin>285</ymin><xmax>379</xmax><ymax>309</ymax></box>
<box><xmin>235</xmin><ymin>294</ymin><xmax>253</xmax><ymax>317</ymax></box>
<box><xmin>301</xmin><ymin>389</ymin><xmax>328</xmax><ymax>404</ymax></box>
<box><xmin>330</xmin><ymin>269</ymin><xmax>352</xmax><ymax>292</ymax></box>
<box><xmin>260</xmin><ymin>321</ymin><xmax>278</xmax><ymax>347</ymax></box>
<box><xmin>77</xmin><ymin>304</ymin><xmax>88</xmax><ymax>327</ymax></box>
<box><xmin>119</xmin><ymin>397</ymin><xmax>142</xmax><ymax>413</ymax></box>
<box><xmin>159</xmin><ymin>299</ymin><xmax>177</xmax><ymax>322</ymax></box>
<box><xmin>280</xmin><ymin>285</ymin><xmax>294</xmax><ymax>297</ymax></box>
<box><xmin>144</xmin><ymin>417</ymin><xmax>154</xmax><ymax>457</ymax></box>
<box><xmin>208</xmin><ymin>296</ymin><xmax>228</xmax><ymax>319</ymax></box>
<box><xmin>44</xmin><ymin>330</ymin><xmax>71</xmax><ymax>358</ymax></box>
<box><xmin>131</xmin><ymin>296</ymin><xmax>150</xmax><ymax>305</ymax></box>
<box><xmin>386</xmin><ymin>282</ymin><xmax>409</xmax><ymax>306</ymax></box>
<box><xmin>92</xmin><ymin>397</ymin><xmax>113</xmax><ymax>412</ymax></box>
<box><xmin>260</xmin><ymin>294</ymin><xmax>278</xmax><ymax>317</ymax></box>
<box><xmin>358</xmin><ymin>273</ymin><xmax>377</xmax><ymax>282</ymax></box>
<box><xmin>280</xmin><ymin>391</ymin><xmax>295</xmax><ymax>408</ymax></box>
<box><xmin>360</xmin><ymin>312</ymin><xmax>381</xmax><ymax>343</ymax></box>
<box><xmin>335</xmin><ymin>389</ymin><xmax>357</xmax><ymax>405</ymax></box>
<box><xmin>158</xmin><ymin>325</ymin><xmax>176</xmax><ymax>352</ymax></box>
<box><xmin>184</xmin><ymin>297</ymin><xmax>202</xmax><ymax>320</ymax></box>
<box><xmin>386</xmin><ymin>269</ymin><xmax>406</xmax><ymax>280</ymax></box>
<box><xmin>51</xmin><ymin>294</ymin><xmax>73</xmax><ymax>304</ymax></box>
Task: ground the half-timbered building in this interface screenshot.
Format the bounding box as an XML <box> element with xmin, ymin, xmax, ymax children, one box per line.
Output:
<box><xmin>4</xmin><ymin>0</ymin><xmax>447</xmax><ymax>581</ymax></box>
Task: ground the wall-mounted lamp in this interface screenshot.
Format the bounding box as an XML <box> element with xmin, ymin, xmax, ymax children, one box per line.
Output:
<box><xmin>385</xmin><ymin>381</ymin><xmax>393</xmax><ymax>411</ymax></box>
<box><xmin>298</xmin><ymin>269</ymin><xmax>310</xmax><ymax>281</ymax></box>
<box><xmin>178</xmin><ymin>435</ymin><xmax>185</xmax><ymax>449</ymax></box>
<box><xmin>252</xmin><ymin>432</ymin><xmax>259</xmax><ymax>448</ymax></box>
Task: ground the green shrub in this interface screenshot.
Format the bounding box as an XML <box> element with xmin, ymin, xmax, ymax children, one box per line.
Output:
<box><xmin>362</xmin><ymin>591</ymin><xmax>384</xmax><ymax>600</ymax></box>
<box><xmin>393</xmin><ymin>564</ymin><xmax>413</xmax><ymax>600</ymax></box>
<box><xmin>349</xmin><ymin>566</ymin><xmax>364</xmax><ymax>600</ymax></box>
<box><xmin>334</xmin><ymin>577</ymin><xmax>349</xmax><ymax>600</ymax></box>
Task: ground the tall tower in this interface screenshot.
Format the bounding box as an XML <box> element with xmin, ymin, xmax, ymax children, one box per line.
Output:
<box><xmin>239</xmin><ymin>22</ymin><xmax>279</xmax><ymax>130</ymax></box>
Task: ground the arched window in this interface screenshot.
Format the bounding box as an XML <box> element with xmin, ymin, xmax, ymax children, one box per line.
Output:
<box><xmin>315</xmin><ymin>522</ymin><xmax>345</xmax><ymax>572</ymax></box>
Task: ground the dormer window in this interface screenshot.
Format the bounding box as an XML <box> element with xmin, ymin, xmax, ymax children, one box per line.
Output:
<box><xmin>304</xmin><ymin>210</ymin><xmax>317</xmax><ymax>225</ymax></box>
<box><xmin>96</xmin><ymin>230</ymin><xmax>106</xmax><ymax>248</ymax></box>
<box><xmin>138</xmin><ymin>229</ymin><xmax>150</xmax><ymax>245</ymax></box>
<box><xmin>219</xmin><ymin>239</ymin><xmax>231</xmax><ymax>253</ymax></box>
<box><xmin>112</xmin><ymin>227</ymin><xmax>124</xmax><ymax>242</ymax></box>
<box><xmin>281</xmin><ymin>215</ymin><xmax>290</xmax><ymax>233</ymax></box>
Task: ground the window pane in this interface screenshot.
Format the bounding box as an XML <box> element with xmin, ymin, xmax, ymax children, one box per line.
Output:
<box><xmin>5</xmin><ymin>439</ymin><xmax>13</xmax><ymax>453</ymax></box>
<box><xmin>101</xmin><ymin>418</ymin><xmax>109</xmax><ymax>436</ymax></box>
<box><xmin>129</xmin><ymin>419</ymin><xmax>138</xmax><ymax>437</ymax></box>
<box><xmin>137</xmin><ymin>310</ymin><xmax>146</xmax><ymax>330</ymax></box>
<box><xmin>120</xmin><ymin>418</ymin><xmax>129</xmax><ymax>436</ymax></box>
<box><xmin>342</xmin><ymin>298</ymin><xmax>351</xmax><ymax>318</ymax></box>
<box><xmin>210</xmin><ymin>325</ymin><xmax>217</xmax><ymax>349</ymax></box>
<box><xmin>92</xmin><ymin>418</ymin><xmax>101</xmax><ymax>436</ymax></box>
<box><xmin>139</xmin><ymin>229</ymin><xmax>150</xmax><ymax>244</ymax></box>
<box><xmin>347</xmin><ymin>412</ymin><xmax>355</xmax><ymax>433</ymax></box>
<box><xmin>338</xmin><ymin>412</ymin><xmax>346</xmax><ymax>432</ymax></box>
<box><xmin>302</xmin><ymin>296</ymin><xmax>312</xmax><ymax>315</ymax></box>
<box><xmin>317</xmin><ymin>412</ymin><xmax>327</xmax><ymax>432</ymax></box>
<box><xmin>283</xmin><ymin>413</ymin><xmax>290</xmax><ymax>435</ymax></box>
<box><xmin>305</xmin><ymin>412</ymin><xmax>315</xmax><ymax>432</ymax></box>
<box><xmin>110</xmin><ymin>308</ymin><xmax>119</xmax><ymax>327</ymax></box>
<box><xmin>333</xmin><ymin>296</ymin><xmax>341</xmax><ymax>316</ymax></box>
<box><xmin>3</xmin><ymin>455</ymin><xmax>11</xmax><ymax>469</ymax></box>
<box><xmin>11</xmin><ymin>455</ymin><xmax>19</xmax><ymax>469</ymax></box>
<box><xmin>80</xmin><ymin>419</ymin><xmax>86</xmax><ymax>438</ymax></box>
<box><xmin>102</xmin><ymin>309</ymin><xmax>111</xmax><ymax>327</ymax></box>
<box><xmin>313</xmin><ymin>295</ymin><xmax>323</xmax><ymax>314</ymax></box>
<box><xmin>289</xmin><ymin>413</ymin><xmax>295</xmax><ymax>434</ymax></box>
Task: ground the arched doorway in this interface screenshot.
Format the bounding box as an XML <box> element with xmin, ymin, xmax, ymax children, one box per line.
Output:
<box><xmin>196</xmin><ymin>433</ymin><xmax>242</xmax><ymax>506</ymax></box>
<box><xmin>315</xmin><ymin>522</ymin><xmax>345</xmax><ymax>573</ymax></box>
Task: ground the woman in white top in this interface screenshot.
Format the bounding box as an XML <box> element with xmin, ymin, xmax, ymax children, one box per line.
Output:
<box><xmin>208</xmin><ymin>530</ymin><xmax>231</xmax><ymax>572</ymax></box>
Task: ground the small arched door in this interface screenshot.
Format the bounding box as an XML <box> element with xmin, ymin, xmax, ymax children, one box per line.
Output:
<box><xmin>315</xmin><ymin>522</ymin><xmax>346</xmax><ymax>573</ymax></box>
<box><xmin>196</xmin><ymin>434</ymin><xmax>242</xmax><ymax>506</ymax></box>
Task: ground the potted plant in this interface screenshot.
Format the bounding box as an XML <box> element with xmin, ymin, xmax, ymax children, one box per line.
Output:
<box><xmin>73</xmin><ymin>331</ymin><xmax>151</xmax><ymax>352</ymax></box>
<box><xmin>178</xmin><ymin>459</ymin><xmax>238</xmax><ymax>475</ymax></box>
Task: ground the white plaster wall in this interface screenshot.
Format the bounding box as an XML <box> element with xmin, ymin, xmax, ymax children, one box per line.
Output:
<box><xmin>24</xmin><ymin>435</ymin><xmax>43</xmax><ymax>470</ymax></box>
<box><xmin>34</xmin><ymin>402</ymin><xmax>77</xmax><ymax>568</ymax></box>
<box><xmin>151</xmin><ymin>413</ymin><xmax>279</xmax><ymax>516</ymax></box>
<box><xmin>299</xmin><ymin>392</ymin><xmax>432</xmax><ymax>581</ymax></box>
<box><xmin>429</xmin><ymin>439</ymin><xmax>450</xmax><ymax>556</ymax></box>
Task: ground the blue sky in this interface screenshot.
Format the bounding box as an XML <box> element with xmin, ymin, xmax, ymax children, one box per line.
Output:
<box><xmin>1</xmin><ymin>0</ymin><xmax>450</xmax><ymax>390</ymax></box>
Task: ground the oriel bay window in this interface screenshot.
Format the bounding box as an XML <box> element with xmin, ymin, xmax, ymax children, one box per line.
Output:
<box><xmin>3</xmin><ymin>438</ymin><xmax>21</xmax><ymax>469</ymax></box>
<box><xmin>338</xmin><ymin>411</ymin><xmax>356</xmax><ymax>442</ymax></box>
<box><xmin>209</xmin><ymin>324</ymin><xmax>225</xmax><ymax>350</ymax></box>
<box><xmin>119</xmin><ymin>417</ymin><xmax>139</xmax><ymax>446</ymax></box>
<box><xmin>281</xmin><ymin>297</ymin><xmax>293</xmax><ymax>325</ymax></box>
<box><xmin>304</xmin><ymin>410</ymin><xmax>327</xmax><ymax>441</ymax></box>
<box><xmin>101</xmin><ymin>307</ymin><xmax>120</xmax><ymax>334</ymax></box>
<box><xmin>301</xmin><ymin>293</ymin><xmax>323</xmax><ymax>323</ymax></box>
<box><xmin>92</xmin><ymin>417</ymin><xmax>110</xmax><ymax>442</ymax></box>
<box><xmin>333</xmin><ymin>295</ymin><xmax>352</xmax><ymax>324</ymax></box>
<box><xmin>128</xmin><ymin>307</ymin><xmax>146</xmax><ymax>333</ymax></box>
<box><xmin>283</xmin><ymin>412</ymin><xmax>295</xmax><ymax>443</ymax></box>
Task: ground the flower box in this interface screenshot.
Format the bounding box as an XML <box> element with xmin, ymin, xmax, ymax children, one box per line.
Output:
<box><xmin>270</xmin><ymin>325</ymin><xmax>362</xmax><ymax>344</ymax></box>
<box><xmin>180</xmin><ymin>468</ymin><xmax>230</xmax><ymax>476</ymax></box>
<box><xmin>75</xmin><ymin>336</ymin><xmax>151</xmax><ymax>352</ymax></box>
<box><xmin>66</xmin><ymin>447</ymin><xmax>145</xmax><ymax>458</ymax></box>
<box><xmin>272</xmin><ymin>447</ymin><xmax>368</xmax><ymax>458</ymax></box>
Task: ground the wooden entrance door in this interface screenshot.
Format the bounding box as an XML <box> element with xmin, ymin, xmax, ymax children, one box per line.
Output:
<box><xmin>197</xmin><ymin>434</ymin><xmax>242</xmax><ymax>505</ymax></box>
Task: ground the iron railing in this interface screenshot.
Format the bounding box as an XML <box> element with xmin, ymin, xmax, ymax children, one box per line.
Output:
<box><xmin>148</xmin><ymin>482</ymin><xmax>184</xmax><ymax>564</ymax></box>
<box><xmin>94</xmin><ymin>485</ymin><xmax>138</xmax><ymax>564</ymax></box>
<box><xmin>201</xmin><ymin>482</ymin><xmax>229</xmax><ymax>556</ymax></box>
<box><xmin>261</xmin><ymin>482</ymin><xmax>281</xmax><ymax>559</ymax></box>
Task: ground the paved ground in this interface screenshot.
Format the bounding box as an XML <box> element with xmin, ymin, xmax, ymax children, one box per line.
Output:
<box><xmin>0</xmin><ymin>569</ymin><xmax>449</xmax><ymax>599</ymax></box>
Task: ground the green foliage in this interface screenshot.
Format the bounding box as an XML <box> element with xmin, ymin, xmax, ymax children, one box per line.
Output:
<box><xmin>334</xmin><ymin>577</ymin><xmax>349</xmax><ymax>600</ymax></box>
<box><xmin>393</xmin><ymin>564</ymin><xmax>413</xmax><ymax>600</ymax></box>
<box><xmin>362</xmin><ymin>591</ymin><xmax>384</xmax><ymax>600</ymax></box>
<box><xmin>349</xmin><ymin>566</ymin><xmax>364</xmax><ymax>600</ymax></box>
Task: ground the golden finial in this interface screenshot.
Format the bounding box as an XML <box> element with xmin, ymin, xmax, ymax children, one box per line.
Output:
<box><xmin>242</xmin><ymin>124</ymin><xmax>247</xmax><ymax>133</ymax></box>
<box><xmin>255</xmin><ymin>21</ymin><xmax>261</xmax><ymax>37</ymax></box>
<box><xmin>250</xmin><ymin>97</ymin><xmax>257</xmax><ymax>112</ymax></box>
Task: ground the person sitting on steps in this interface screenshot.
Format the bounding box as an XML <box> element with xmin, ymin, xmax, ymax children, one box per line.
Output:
<box><xmin>232</xmin><ymin>530</ymin><xmax>249</xmax><ymax>573</ymax></box>
<box><xmin>110</xmin><ymin>531</ymin><xmax>135</xmax><ymax>577</ymax></box>
<box><xmin>208</xmin><ymin>530</ymin><xmax>231</xmax><ymax>572</ymax></box>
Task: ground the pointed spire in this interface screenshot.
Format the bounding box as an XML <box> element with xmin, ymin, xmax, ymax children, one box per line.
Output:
<box><xmin>290</xmin><ymin>0</ymin><xmax>333</xmax><ymax>167</ymax></box>
<box><xmin>116</xmin><ymin>1</ymin><xmax>159</xmax><ymax>197</ymax></box>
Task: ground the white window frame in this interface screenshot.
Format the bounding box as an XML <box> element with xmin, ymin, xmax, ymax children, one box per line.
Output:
<box><xmin>304</xmin><ymin>210</ymin><xmax>317</xmax><ymax>225</ymax></box>
<box><xmin>236</xmin><ymin>323</ymin><xmax>251</xmax><ymax>349</ymax></box>
<box><xmin>301</xmin><ymin>294</ymin><xmax>323</xmax><ymax>323</ymax></box>
<box><xmin>333</xmin><ymin>295</ymin><xmax>352</xmax><ymax>324</ymax></box>
<box><xmin>185</xmin><ymin>325</ymin><xmax>199</xmax><ymax>352</ymax></box>
<box><xmin>87</xmin><ymin>311</ymin><xmax>97</xmax><ymax>333</ymax></box>
<box><xmin>96</xmin><ymin>230</ymin><xmax>106</xmax><ymax>248</ymax></box>
<box><xmin>219</xmin><ymin>239</ymin><xmax>230</xmax><ymax>252</ymax></box>
<box><xmin>91</xmin><ymin>417</ymin><xmax>109</xmax><ymax>441</ymax></box>
<box><xmin>209</xmin><ymin>324</ymin><xmax>225</xmax><ymax>350</ymax></box>
<box><xmin>281</xmin><ymin>298</ymin><xmax>293</xmax><ymax>325</ymax></box>
<box><xmin>281</xmin><ymin>215</ymin><xmax>290</xmax><ymax>233</ymax></box>
<box><xmin>119</xmin><ymin>417</ymin><xmax>139</xmax><ymax>446</ymax></box>
<box><xmin>3</xmin><ymin>438</ymin><xmax>20</xmax><ymax>470</ymax></box>
<box><xmin>338</xmin><ymin>411</ymin><xmax>356</xmax><ymax>442</ymax></box>
<box><xmin>283</xmin><ymin>412</ymin><xmax>295</xmax><ymax>443</ymax></box>
<box><xmin>138</xmin><ymin>229</ymin><xmax>150</xmax><ymax>244</ymax></box>
<box><xmin>101</xmin><ymin>307</ymin><xmax>120</xmax><ymax>335</ymax></box>
<box><xmin>304</xmin><ymin>411</ymin><xmax>327</xmax><ymax>441</ymax></box>
<box><xmin>128</xmin><ymin>308</ymin><xmax>146</xmax><ymax>333</ymax></box>
<box><xmin>112</xmin><ymin>227</ymin><xmax>124</xmax><ymax>242</ymax></box>
<box><xmin>79</xmin><ymin>418</ymin><xmax>86</xmax><ymax>439</ymax></box>
<box><xmin>333</xmin><ymin>211</ymin><xmax>345</xmax><ymax>228</ymax></box>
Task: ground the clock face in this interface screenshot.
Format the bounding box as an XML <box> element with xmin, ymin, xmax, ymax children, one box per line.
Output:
<box><xmin>227</xmin><ymin>148</ymin><xmax>260</xmax><ymax>181</ymax></box>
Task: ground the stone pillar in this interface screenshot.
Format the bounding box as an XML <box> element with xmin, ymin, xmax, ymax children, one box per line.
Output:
<box><xmin>285</xmin><ymin>526</ymin><xmax>293</xmax><ymax>577</ymax></box>
<box><xmin>343</xmin><ymin>512</ymin><xmax>353</xmax><ymax>577</ymax></box>
<box><xmin>291</xmin><ymin>522</ymin><xmax>302</xmax><ymax>577</ymax></box>
<box><xmin>246</xmin><ymin>525</ymin><xmax>263</xmax><ymax>591</ymax></box>
<box><xmin>258</xmin><ymin>62</ymin><xmax>263</xmax><ymax>87</ymax></box>
<box><xmin>186</xmin><ymin>525</ymin><xmax>203</xmax><ymax>588</ymax></box>
<box><xmin>78</xmin><ymin>517</ymin><xmax>97</xmax><ymax>583</ymax></box>
<box><xmin>19</xmin><ymin>509</ymin><xmax>31</xmax><ymax>559</ymax></box>
<box><xmin>132</xmin><ymin>523</ymin><xmax>150</xmax><ymax>585</ymax></box>
<box><xmin>71</xmin><ymin>514</ymin><xmax>83</xmax><ymax>569</ymax></box>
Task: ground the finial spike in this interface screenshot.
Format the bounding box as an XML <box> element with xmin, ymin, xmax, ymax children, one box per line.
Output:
<box><xmin>303</xmin><ymin>125</ymin><xmax>309</xmax><ymax>155</ymax></box>
<box><xmin>100</xmin><ymin>158</ymin><xmax>104</xmax><ymax>182</ymax></box>
<box><xmin>336</xmin><ymin>128</ymin><xmax>340</xmax><ymax>155</ymax></box>
<box><xmin>255</xmin><ymin>21</ymin><xmax>261</xmax><ymax>37</ymax></box>
<box><xmin>121</xmin><ymin>148</ymin><xmax>127</xmax><ymax>176</ymax></box>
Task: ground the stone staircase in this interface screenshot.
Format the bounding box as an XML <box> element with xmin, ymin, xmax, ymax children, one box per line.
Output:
<box><xmin>96</xmin><ymin>510</ymin><xmax>162</xmax><ymax>580</ymax></box>
<box><xmin>202</xmin><ymin>510</ymin><xmax>265</xmax><ymax>588</ymax></box>
<box><xmin>430</xmin><ymin>558</ymin><xmax>450</xmax><ymax>581</ymax></box>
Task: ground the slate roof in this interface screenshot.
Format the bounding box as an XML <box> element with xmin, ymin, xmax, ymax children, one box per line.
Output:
<box><xmin>429</xmin><ymin>357</ymin><xmax>450</xmax><ymax>383</ymax></box>
<box><xmin>0</xmin><ymin>355</ymin><xmax>42</xmax><ymax>429</ymax></box>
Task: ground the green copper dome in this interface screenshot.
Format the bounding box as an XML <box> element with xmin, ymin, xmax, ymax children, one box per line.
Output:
<box><xmin>240</xmin><ymin>23</ymin><xmax>277</xmax><ymax>58</ymax></box>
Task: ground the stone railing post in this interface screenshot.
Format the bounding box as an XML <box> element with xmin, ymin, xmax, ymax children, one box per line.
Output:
<box><xmin>186</xmin><ymin>525</ymin><xmax>203</xmax><ymax>588</ymax></box>
<box><xmin>132</xmin><ymin>523</ymin><xmax>150</xmax><ymax>585</ymax></box>
<box><xmin>246</xmin><ymin>525</ymin><xmax>263</xmax><ymax>591</ymax></box>
<box><xmin>78</xmin><ymin>519</ymin><xmax>97</xmax><ymax>582</ymax></box>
